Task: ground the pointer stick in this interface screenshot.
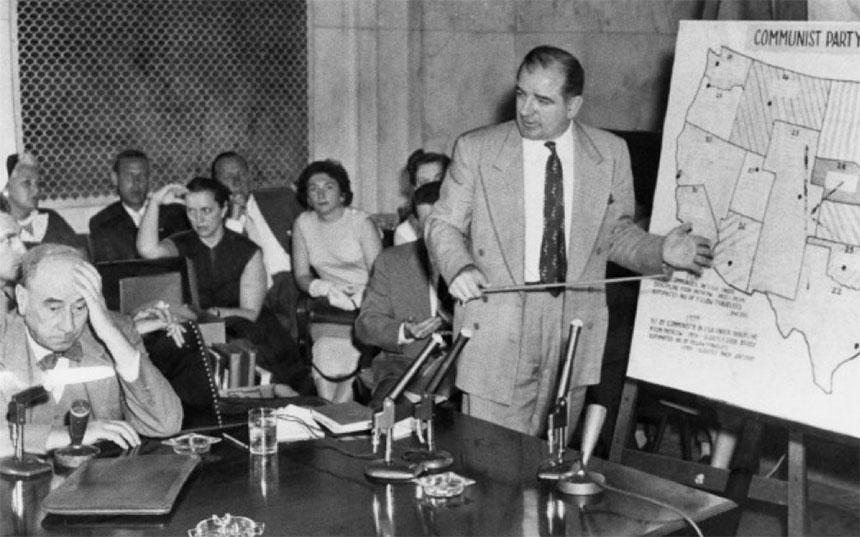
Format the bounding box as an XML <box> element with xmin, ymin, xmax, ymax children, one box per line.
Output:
<box><xmin>482</xmin><ymin>274</ymin><xmax>664</xmax><ymax>294</ymax></box>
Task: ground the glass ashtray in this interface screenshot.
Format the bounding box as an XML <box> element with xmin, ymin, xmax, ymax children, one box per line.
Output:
<box><xmin>188</xmin><ymin>513</ymin><xmax>264</xmax><ymax>537</ymax></box>
<box><xmin>415</xmin><ymin>471</ymin><xmax>475</xmax><ymax>498</ymax></box>
<box><xmin>163</xmin><ymin>433</ymin><xmax>221</xmax><ymax>455</ymax></box>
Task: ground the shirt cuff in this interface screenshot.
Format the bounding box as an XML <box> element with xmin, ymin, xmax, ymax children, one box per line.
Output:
<box><xmin>225</xmin><ymin>217</ymin><xmax>245</xmax><ymax>234</ymax></box>
<box><xmin>398</xmin><ymin>323</ymin><xmax>415</xmax><ymax>346</ymax></box>
<box><xmin>115</xmin><ymin>350</ymin><xmax>141</xmax><ymax>383</ymax></box>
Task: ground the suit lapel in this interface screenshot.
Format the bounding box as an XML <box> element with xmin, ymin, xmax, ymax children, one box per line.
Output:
<box><xmin>0</xmin><ymin>315</ymin><xmax>36</xmax><ymax>390</ymax></box>
<box><xmin>482</xmin><ymin>123</ymin><xmax>525</xmax><ymax>285</ymax></box>
<box><xmin>567</xmin><ymin>122</ymin><xmax>611</xmax><ymax>280</ymax></box>
<box><xmin>411</xmin><ymin>242</ymin><xmax>433</xmax><ymax>319</ymax></box>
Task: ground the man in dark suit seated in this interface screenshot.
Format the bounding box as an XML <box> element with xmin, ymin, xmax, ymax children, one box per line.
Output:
<box><xmin>355</xmin><ymin>182</ymin><xmax>454</xmax><ymax>407</ymax></box>
<box><xmin>89</xmin><ymin>149</ymin><xmax>189</xmax><ymax>262</ymax></box>
<box><xmin>212</xmin><ymin>151</ymin><xmax>304</xmax><ymax>337</ymax></box>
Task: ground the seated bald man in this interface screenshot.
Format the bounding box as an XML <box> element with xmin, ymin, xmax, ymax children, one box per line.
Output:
<box><xmin>0</xmin><ymin>244</ymin><xmax>183</xmax><ymax>457</ymax></box>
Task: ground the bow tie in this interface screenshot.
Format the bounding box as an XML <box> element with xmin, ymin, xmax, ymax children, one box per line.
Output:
<box><xmin>38</xmin><ymin>342</ymin><xmax>84</xmax><ymax>371</ymax></box>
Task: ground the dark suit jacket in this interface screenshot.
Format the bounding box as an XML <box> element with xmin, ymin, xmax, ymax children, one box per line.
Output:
<box><xmin>356</xmin><ymin>240</ymin><xmax>455</xmax><ymax>404</ymax></box>
<box><xmin>21</xmin><ymin>209</ymin><xmax>79</xmax><ymax>250</ymax></box>
<box><xmin>355</xmin><ymin>240</ymin><xmax>436</xmax><ymax>360</ymax></box>
<box><xmin>89</xmin><ymin>201</ymin><xmax>189</xmax><ymax>262</ymax></box>
<box><xmin>0</xmin><ymin>311</ymin><xmax>183</xmax><ymax>456</ymax></box>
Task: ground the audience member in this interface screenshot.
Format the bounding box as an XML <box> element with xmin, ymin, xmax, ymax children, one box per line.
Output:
<box><xmin>1</xmin><ymin>153</ymin><xmax>78</xmax><ymax>249</ymax></box>
<box><xmin>0</xmin><ymin>244</ymin><xmax>183</xmax><ymax>457</ymax></box>
<box><xmin>136</xmin><ymin>178</ymin><xmax>303</xmax><ymax>388</ymax></box>
<box><xmin>356</xmin><ymin>182</ymin><xmax>453</xmax><ymax>408</ymax></box>
<box><xmin>89</xmin><ymin>149</ymin><xmax>189</xmax><ymax>262</ymax></box>
<box><xmin>393</xmin><ymin>150</ymin><xmax>450</xmax><ymax>246</ymax></box>
<box><xmin>0</xmin><ymin>211</ymin><xmax>26</xmax><ymax>316</ymax></box>
<box><xmin>212</xmin><ymin>151</ymin><xmax>304</xmax><ymax>336</ymax></box>
<box><xmin>292</xmin><ymin>159</ymin><xmax>382</xmax><ymax>402</ymax></box>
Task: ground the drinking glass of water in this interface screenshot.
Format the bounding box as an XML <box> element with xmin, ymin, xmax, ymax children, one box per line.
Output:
<box><xmin>248</xmin><ymin>407</ymin><xmax>278</xmax><ymax>455</ymax></box>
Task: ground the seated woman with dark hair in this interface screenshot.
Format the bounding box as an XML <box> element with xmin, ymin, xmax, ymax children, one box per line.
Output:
<box><xmin>292</xmin><ymin>159</ymin><xmax>382</xmax><ymax>402</ymax></box>
<box><xmin>137</xmin><ymin>177</ymin><xmax>302</xmax><ymax>388</ymax></box>
<box><xmin>394</xmin><ymin>149</ymin><xmax>450</xmax><ymax>246</ymax></box>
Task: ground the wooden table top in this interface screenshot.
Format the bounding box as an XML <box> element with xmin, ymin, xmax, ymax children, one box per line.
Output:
<box><xmin>1</xmin><ymin>409</ymin><xmax>735</xmax><ymax>536</ymax></box>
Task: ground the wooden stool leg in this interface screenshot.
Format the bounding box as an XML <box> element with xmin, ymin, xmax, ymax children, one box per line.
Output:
<box><xmin>609</xmin><ymin>379</ymin><xmax>639</xmax><ymax>463</ymax></box>
<box><xmin>787</xmin><ymin>430</ymin><xmax>808</xmax><ymax>536</ymax></box>
<box><xmin>720</xmin><ymin>418</ymin><xmax>763</xmax><ymax>536</ymax></box>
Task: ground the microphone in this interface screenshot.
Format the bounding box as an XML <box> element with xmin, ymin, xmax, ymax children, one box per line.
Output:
<box><xmin>537</xmin><ymin>320</ymin><xmax>582</xmax><ymax>481</ymax></box>
<box><xmin>0</xmin><ymin>386</ymin><xmax>52</xmax><ymax>477</ymax></box>
<box><xmin>54</xmin><ymin>399</ymin><xmax>101</xmax><ymax>469</ymax></box>
<box><xmin>404</xmin><ymin>329</ymin><xmax>472</xmax><ymax>471</ymax></box>
<box><xmin>558</xmin><ymin>404</ymin><xmax>607</xmax><ymax>497</ymax></box>
<box><xmin>365</xmin><ymin>333</ymin><xmax>445</xmax><ymax>482</ymax></box>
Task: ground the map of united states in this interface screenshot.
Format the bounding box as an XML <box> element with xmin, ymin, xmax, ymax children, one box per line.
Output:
<box><xmin>676</xmin><ymin>46</ymin><xmax>860</xmax><ymax>394</ymax></box>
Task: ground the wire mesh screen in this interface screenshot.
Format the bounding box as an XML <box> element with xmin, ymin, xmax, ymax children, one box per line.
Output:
<box><xmin>17</xmin><ymin>0</ymin><xmax>308</xmax><ymax>202</ymax></box>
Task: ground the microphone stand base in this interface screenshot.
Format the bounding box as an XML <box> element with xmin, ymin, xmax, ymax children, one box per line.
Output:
<box><xmin>53</xmin><ymin>445</ymin><xmax>100</xmax><ymax>470</ymax></box>
<box><xmin>365</xmin><ymin>459</ymin><xmax>422</xmax><ymax>483</ymax></box>
<box><xmin>402</xmin><ymin>449</ymin><xmax>453</xmax><ymax>472</ymax></box>
<box><xmin>0</xmin><ymin>455</ymin><xmax>52</xmax><ymax>478</ymax></box>
<box><xmin>558</xmin><ymin>470</ymin><xmax>605</xmax><ymax>496</ymax></box>
<box><xmin>537</xmin><ymin>458</ymin><xmax>577</xmax><ymax>481</ymax></box>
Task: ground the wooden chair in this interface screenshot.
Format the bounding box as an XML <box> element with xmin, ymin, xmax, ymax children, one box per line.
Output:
<box><xmin>97</xmin><ymin>257</ymin><xmax>197</xmax><ymax>312</ymax></box>
<box><xmin>295</xmin><ymin>295</ymin><xmax>375</xmax><ymax>402</ymax></box>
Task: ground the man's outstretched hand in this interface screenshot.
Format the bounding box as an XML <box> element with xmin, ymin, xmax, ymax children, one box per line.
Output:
<box><xmin>662</xmin><ymin>222</ymin><xmax>714</xmax><ymax>276</ymax></box>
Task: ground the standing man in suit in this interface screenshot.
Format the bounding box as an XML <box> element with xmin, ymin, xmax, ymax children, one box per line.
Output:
<box><xmin>355</xmin><ymin>182</ymin><xmax>453</xmax><ymax>406</ymax></box>
<box><xmin>425</xmin><ymin>45</ymin><xmax>713</xmax><ymax>436</ymax></box>
<box><xmin>89</xmin><ymin>149</ymin><xmax>189</xmax><ymax>263</ymax></box>
<box><xmin>0</xmin><ymin>244</ymin><xmax>183</xmax><ymax>457</ymax></box>
<box><xmin>213</xmin><ymin>151</ymin><xmax>304</xmax><ymax>336</ymax></box>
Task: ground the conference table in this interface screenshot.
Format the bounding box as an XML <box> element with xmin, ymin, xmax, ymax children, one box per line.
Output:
<box><xmin>1</xmin><ymin>409</ymin><xmax>735</xmax><ymax>536</ymax></box>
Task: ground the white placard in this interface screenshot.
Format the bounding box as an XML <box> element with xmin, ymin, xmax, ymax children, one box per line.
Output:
<box><xmin>629</xmin><ymin>21</ymin><xmax>860</xmax><ymax>438</ymax></box>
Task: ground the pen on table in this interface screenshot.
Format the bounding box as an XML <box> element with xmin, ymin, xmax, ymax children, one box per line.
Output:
<box><xmin>223</xmin><ymin>433</ymin><xmax>250</xmax><ymax>452</ymax></box>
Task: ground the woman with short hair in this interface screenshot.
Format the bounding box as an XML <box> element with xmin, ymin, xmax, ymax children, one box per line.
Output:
<box><xmin>292</xmin><ymin>159</ymin><xmax>382</xmax><ymax>402</ymax></box>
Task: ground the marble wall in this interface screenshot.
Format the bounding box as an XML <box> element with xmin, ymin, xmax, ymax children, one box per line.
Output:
<box><xmin>2</xmin><ymin>0</ymin><xmax>810</xmax><ymax>229</ymax></box>
<box><xmin>309</xmin><ymin>0</ymin><xmax>714</xmax><ymax>214</ymax></box>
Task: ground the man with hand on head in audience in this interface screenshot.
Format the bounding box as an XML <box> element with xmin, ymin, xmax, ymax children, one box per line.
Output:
<box><xmin>89</xmin><ymin>149</ymin><xmax>189</xmax><ymax>262</ymax></box>
<box><xmin>0</xmin><ymin>244</ymin><xmax>183</xmax><ymax>457</ymax></box>
<box><xmin>1</xmin><ymin>153</ymin><xmax>78</xmax><ymax>249</ymax></box>
<box><xmin>213</xmin><ymin>151</ymin><xmax>304</xmax><ymax>336</ymax></box>
<box><xmin>356</xmin><ymin>182</ymin><xmax>454</xmax><ymax>407</ymax></box>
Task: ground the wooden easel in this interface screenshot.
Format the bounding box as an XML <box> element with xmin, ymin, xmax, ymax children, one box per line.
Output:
<box><xmin>609</xmin><ymin>378</ymin><xmax>819</xmax><ymax>535</ymax></box>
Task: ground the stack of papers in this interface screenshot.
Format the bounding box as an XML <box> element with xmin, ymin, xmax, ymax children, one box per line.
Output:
<box><xmin>275</xmin><ymin>403</ymin><xmax>415</xmax><ymax>442</ymax></box>
<box><xmin>276</xmin><ymin>405</ymin><xmax>324</xmax><ymax>442</ymax></box>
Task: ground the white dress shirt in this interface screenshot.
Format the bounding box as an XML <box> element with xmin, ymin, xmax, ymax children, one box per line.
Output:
<box><xmin>122</xmin><ymin>201</ymin><xmax>147</xmax><ymax>228</ymax></box>
<box><xmin>17</xmin><ymin>211</ymin><xmax>49</xmax><ymax>243</ymax></box>
<box><xmin>522</xmin><ymin>121</ymin><xmax>575</xmax><ymax>282</ymax></box>
<box><xmin>225</xmin><ymin>194</ymin><xmax>292</xmax><ymax>287</ymax></box>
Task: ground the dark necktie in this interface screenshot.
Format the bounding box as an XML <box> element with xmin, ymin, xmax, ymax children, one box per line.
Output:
<box><xmin>539</xmin><ymin>141</ymin><xmax>566</xmax><ymax>297</ymax></box>
<box><xmin>38</xmin><ymin>342</ymin><xmax>84</xmax><ymax>371</ymax></box>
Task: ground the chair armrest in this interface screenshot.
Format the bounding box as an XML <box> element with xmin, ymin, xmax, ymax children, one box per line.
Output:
<box><xmin>307</xmin><ymin>297</ymin><xmax>359</xmax><ymax>325</ymax></box>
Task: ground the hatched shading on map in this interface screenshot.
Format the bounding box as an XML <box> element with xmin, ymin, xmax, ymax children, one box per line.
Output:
<box><xmin>630</xmin><ymin>25</ymin><xmax>860</xmax><ymax>438</ymax></box>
